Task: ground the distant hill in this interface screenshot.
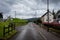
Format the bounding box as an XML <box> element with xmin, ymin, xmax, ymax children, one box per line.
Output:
<box><xmin>25</xmin><ymin>18</ymin><xmax>40</xmax><ymax>22</ymax></box>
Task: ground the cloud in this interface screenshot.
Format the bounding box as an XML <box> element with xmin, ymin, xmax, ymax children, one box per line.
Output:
<box><xmin>0</xmin><ymin>0</ymin><xmax>17</xmax><ymax>13</ymax></box>
<box><xmin>41</xmin><ymin>0</ymin><xmax>60</xmax><ymax>10</ymax></box>
<box><xmin>0</xmin><ymin>0</ymin><xmax>60</xmax><ymax>19</ymax></box>
<box><xmin>50</xmin><ymin>0</ymin><xmax>60</xmax><ymax>4</ymax></box>
<box><xmin>41</xmin><ymin>0</ymin><xmax>60</xmax><ymax>4</ymax></box>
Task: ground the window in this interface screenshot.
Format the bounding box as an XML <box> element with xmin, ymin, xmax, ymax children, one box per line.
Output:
<box><xmin>49</xmin><ymin>19</ymin><xmax>51</xmax><ymax>21</ymax></box>
<box><xmin>46</xmin><ymin>19</ymin><xmax>48</xmax><ymax>21</ymax></box>
<box><xmin>58</xmin><ymin>15</ymin><xmax>60</xmax><ymax>18</ymax></box>
<box><xmin>50</xmin><ymin>14</ymin><xmax>51</xmax><ymax>16</ymax></box>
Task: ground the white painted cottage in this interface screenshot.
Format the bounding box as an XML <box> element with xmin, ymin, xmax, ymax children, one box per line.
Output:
<box><xmin>41</xmin><ymin>10</ymin><xmax>54</xmax><ymax>23</ymax></box>
<box><xmin>56</xmin><ymin>10</ymin><xmax>60</xmax><ymax>23</ymax></box>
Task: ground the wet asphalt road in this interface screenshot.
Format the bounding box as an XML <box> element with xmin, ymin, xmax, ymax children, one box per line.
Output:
<box><xmin>9</xmin><ymin>22</ymin><xmax>45</xmax><ymax>40</ymax></box>
<box><xmin>9</xmin><ymin>22</ymin><xmax>60</xmax><ymax>40</ymax></box>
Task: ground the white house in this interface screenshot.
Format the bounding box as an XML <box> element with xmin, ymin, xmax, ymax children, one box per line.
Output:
<box><xmin>56</xmin><ymin>10</ymin><xmax>60</xmax><ymax>23</ymax></box>
<box><xmin>41</xmin><ymin>10</ymin><xmax>54</xmax><ymax>23</ymax></box>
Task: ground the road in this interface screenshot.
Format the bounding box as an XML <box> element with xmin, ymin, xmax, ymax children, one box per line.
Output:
<box><xmin>9</xmin><ymin>22</ymin><xmax>60</xmax><ymax>40</ymax></box>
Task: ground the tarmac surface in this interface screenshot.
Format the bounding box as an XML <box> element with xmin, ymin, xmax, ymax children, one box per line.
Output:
<box><xmin>9</xmin><ymin>22</ymin><xmax>60</xmax><ymax>40</ymax></box>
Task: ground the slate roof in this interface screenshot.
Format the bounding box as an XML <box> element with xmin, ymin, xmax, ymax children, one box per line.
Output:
<box><xmin>41</xmin><ymin>10</ymin><xmax>55</xmax><ymax>18</ymax></box>
<box><xmin>41</xmin><ymin>10</ymin><xmax>51</xmax><ymax>18</ymax></box>
<box><xmin>56</xmin><ymin>10</ymin><xmax>60</xmax><ymax>14</ymax></box>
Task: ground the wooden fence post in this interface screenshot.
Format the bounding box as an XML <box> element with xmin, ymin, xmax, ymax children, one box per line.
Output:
<box><xmin>14</xmin><ymin>23</ymin><xmax>15</xmax><ymax>30</ymax></box>
<box><xmin>3</xmin><ymin>26</ymin><xmax>5</xmax><ymax>37</ymax></box>
<box><xmin>8</xmin><ymin>26</ymin><xmax>9</xmax><ymax>34</ymax></box>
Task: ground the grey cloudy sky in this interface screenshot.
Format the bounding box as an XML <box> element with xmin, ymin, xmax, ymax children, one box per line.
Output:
<box><xmin>0</xmin><ymin>0</ymin><xmax>60</xmax><ymax>19</ymax></box>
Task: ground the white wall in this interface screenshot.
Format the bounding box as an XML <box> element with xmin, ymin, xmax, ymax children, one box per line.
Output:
<box><xmin>42</xmin><ymin>13</ymin><xmax>54</xmax><ymax>23</ymax></box>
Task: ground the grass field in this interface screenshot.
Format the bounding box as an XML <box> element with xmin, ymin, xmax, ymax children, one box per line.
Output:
<box><xmin>13</xmin><ymin>18</ymin><xmax>28</xmax><ymax>26</ymax></box>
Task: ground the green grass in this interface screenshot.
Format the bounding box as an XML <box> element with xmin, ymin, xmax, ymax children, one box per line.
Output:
<box><xmin>0</xmin><ymin>21</ymin><xmax>14</xmax><ymax>39</ymax></box>
<box><xmin>0</xmin><ymin>22</ymin><xmax>6</xmax><ymax>38</ymax></box>
<box><xmin>4</xmin><ymin>30</ymin><xmax>17</xmax><ymax>39</ymax></box>
<box><xmin>49</xmin><ymin>28</ymin><xmax>60</xmax><ymax>34</ymax></box>
<box><xmin>0</xmin><ymin>19</ymin><xmax>11</xmax><ymax>38</ymax></box>
<box><xmin>13</xmin><ymin>18</ymin><xmax>28</xmax><ymax>26</ymax></box>
<box><xmin>0</xmin><ymin>18</ymin><xmax>28</xmax><ymax>39</ymax></box>
<box><xmin>13</xmin><ymin>18</ymin><xmax>28</xmax><ymax>22</ymax></box>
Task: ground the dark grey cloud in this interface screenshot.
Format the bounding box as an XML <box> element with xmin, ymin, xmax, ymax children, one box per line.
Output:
<box><xmin>0</xmin><ymin>0</ymin><xmax>60</xmax><ymax>19</ymax></box>
<box><xmin>50</xmin><ymin>0</ymin><xmax>60</xmax><ymax>4</ymax></box>
<box><xmin>0</xmin><ymin>0</ymin><xmax>16</xmax><ymax>14</ymax></box>
<box><xmin>40</xmin><ymin>0</ymin><xmax>60</xmax><ymax>10</ymax></box>
<box><xmin>35</xmin><ymin>0</ymin><xmax>41</xmax><ymax>4</ymax></box>
<box><xmin>41</xmin><ymin>0</ymin><xmax>60</xmax><ymax>4</ymax></box>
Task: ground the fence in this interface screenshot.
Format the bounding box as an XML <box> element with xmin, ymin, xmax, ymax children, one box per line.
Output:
<box><xmin>3</xmin><ymin>23</ymin><xmax>15</xmax><ymax>37</ymax></box>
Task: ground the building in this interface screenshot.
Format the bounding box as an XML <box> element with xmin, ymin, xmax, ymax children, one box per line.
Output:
<box><xmin>0</xmin><ymin>12</ymin><xmax>3</xmax><ymax>21</ymax></box>
<box><xmin>56</xmin><ymin>10</ymin><xmax>60</xmax><ymax>23</ymax></box>
<box><xmin>40</xmin><ymin>10</ymin><xmax>60</xmax><ymax>29</ymax></box>
<box><xmin>41</xmin><ymin>10</ymin><xmax>54</xmax><ymax>24</ymax></box>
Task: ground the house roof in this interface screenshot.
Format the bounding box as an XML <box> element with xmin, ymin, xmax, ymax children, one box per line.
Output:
<box><xmin>41</xmin><ymin>10</ymin><xmax>56</xmax><ymax>18</ymax></box>
<box><xmin>52</xmin><ymin>10</ymin><xmax>56</xmax><ymax>19</ymax></box>
<box><xmin>41</xmin><ymin>10</ymin><xmax>51</xmax><ymax>18</ymax></box>
<box><xmin>56</xmin><ymin>10</ymin><xmax>60</xmax><ymax>15</ymax></box>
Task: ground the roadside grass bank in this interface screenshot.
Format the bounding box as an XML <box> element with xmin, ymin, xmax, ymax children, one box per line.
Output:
<box><xmin>0</xmin><ymin>18</ymin><xmax>28</xmax><ymax>40</ymax></box>
<box><xmin>38</xmin><ymin>24</ymin><xmax>60</xmax><ymax>35</ymax></box>
<box><xmin>3</xmin><ymin>30</ymin><xmax>17</xmax><ymax>40</ymax></box>
<box><xmin>49</xmin><ymin>28</ymin><xmax>60</xmax><ymax>34</ymax></box>
<box><xmin>0</xmin><ymin>21</ymin><xmax>17</xmax><ymax>40</ymax></box>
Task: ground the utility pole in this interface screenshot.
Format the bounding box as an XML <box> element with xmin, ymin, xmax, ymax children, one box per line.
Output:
<box><xmin>15</xmin><ymin>11</ymin><xmax>16</xmax><ymax>18</ymax></box>
<box><xmin>47</xmin><ymin>0</ymin><xmax>49</xmax><ymax>32</ymax></box>
<box><xmin>47</xmin><ymin>0</ymin><xmax>49</xmax><ymax>23</ymax></box>
<box><xmin>34</xmin><ymin>11</ymin><xmax>36</xmax><ymax>18</ymax></box>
